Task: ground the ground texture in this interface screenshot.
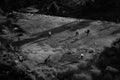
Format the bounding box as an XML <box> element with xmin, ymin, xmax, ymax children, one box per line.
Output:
<box><xmin>0</xmin><ymin>13</ymin><xmax>120</xmax><ymax>80</ymax></box>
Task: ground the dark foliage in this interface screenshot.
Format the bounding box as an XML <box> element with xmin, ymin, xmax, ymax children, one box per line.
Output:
<box><xmin>0</xmin><ymin>0</ymin><xmax>120</xmax><ymax>22</ymax></box>
<box><xmin>95</xmin><ymin>38</ymin><xmax>120</xmax><ymax>80</ymax></box>
<box><xmin>0</xmin><ymin>62</ymin><xmax>32</xmax><ymax>80</ymax></box>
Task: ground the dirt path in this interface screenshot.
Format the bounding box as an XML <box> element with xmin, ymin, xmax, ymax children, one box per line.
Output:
<box><xmin>13</xmin><ymin>20</ymin><xmax>92</xmax><ymax>46</ymax></box>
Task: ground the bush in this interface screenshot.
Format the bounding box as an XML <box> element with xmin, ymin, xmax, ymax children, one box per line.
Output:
<box><xmin>95</xmin><ymin>38</ymin><xmax>120</xmax><ymax>80</ymax></box>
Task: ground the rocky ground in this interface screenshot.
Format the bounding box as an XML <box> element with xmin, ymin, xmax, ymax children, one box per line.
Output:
<box><xmin>0</xmin><ymin>12</ymin><xmax>120</xmax><ymax>80</ymax></box>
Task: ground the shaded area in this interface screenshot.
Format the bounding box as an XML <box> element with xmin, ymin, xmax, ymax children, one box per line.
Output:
<box><xmin>111</xmin><ymin>29</ymin><xmax>120</xmax><ymax>35</ymax></box>
<box><xmin>94</xmin><ymin>38</ymin><xmax>120</xmax><ymax>80</ymax></box>
<box><xmin>0</xmin><ymin>50</ymin><xmax>33</xmax><ymax>80</ymax></box>
<box><xmin>1</xmin><ymin>0</ymin><xmax>120</xmax><ymax>22</ymax></box>
<box><xmin>0</xmin><ymin>63</ymin><xmax>32</xmax><ymax>80</ymax></box>
<box><xmin>99</xmin><ymin>26</ymin><xmax>114</xmax><ymax>31</ymax></box>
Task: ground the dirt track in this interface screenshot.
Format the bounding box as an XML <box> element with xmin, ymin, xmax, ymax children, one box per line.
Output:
<box><xmin>13</xmin><ymin>20</ymin><xmax>93</xmax><ymax>46</ymax></box>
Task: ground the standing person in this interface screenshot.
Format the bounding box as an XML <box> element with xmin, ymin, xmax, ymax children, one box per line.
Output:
<box><xmin>44</xmin><ymin>55</ymin><xmax>51</xmax><ymax>64</ymax></box>
<box><xmin>48</xmin><ymin>31</ymin><xmax>52</xmax><ymax>38</ymax></box>
<box><xmin>80</xmin><ymin>53</ymin><xmax>84</xmax><ymax>59</ymax></box>
<box><xmin>85</xmin><ymin>29</ymin><xmax>90</xmax><ymax>36</ymax></box>
<box><xmin>75</xmin><ymin>29</ymin><xmax>79</xmax><ymax>36</ymax></box>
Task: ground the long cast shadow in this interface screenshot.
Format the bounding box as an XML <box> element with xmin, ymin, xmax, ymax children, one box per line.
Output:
<box><xmin>111</xmin><ymin>28</ymin><xmax>120</xmax><ymax>35</ymax></box>
<box><xmin>13</xmin><ymin>20</ymin><xmax>92</xmax><ymax>47</ymax></box>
